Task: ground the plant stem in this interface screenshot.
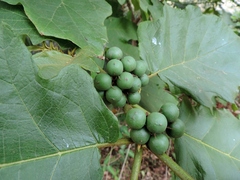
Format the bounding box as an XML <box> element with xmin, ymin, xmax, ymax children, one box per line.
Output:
<box><xmin>158</xmin><ymin>153</ymin><xmax>194</xmax><ymax>180</ymax></box>
<box><xmin>97</xmin><ymin>138</ymin><xmax>132</xmax><ymax>149</ymax></box>
<box><xmin>130</xmin><ymin>145</ymin><xmax>143</xmax><ymax>180</ymax></box>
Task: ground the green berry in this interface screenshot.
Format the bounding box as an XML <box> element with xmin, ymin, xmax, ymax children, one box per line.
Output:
<box><xmin>132</xmin><ymin>60</ymin><xmax>147</xmax><ymax>77</ymax></box>
<box><xmin>113</xmin><ymin>95</ymin><xmax>127</xmax><ymax>108</ymax></box>
<box><xmin>106</xmin><ymin>59</ymin><xmax>123</xmax><ymax>76</ymax></box>
<box><xmin>117</xmin><ymin>72</ymin><xmax>134</xmax><ymax>90</ymax></box>
<box><xmin>166</xmin><ymin>119</ymin><xmax>185</xmax><ymax>138</ymax></box>
<box><xmin>140</xmin><ymin>74</ymin><xmax>149</xmax><ymax>87</ymax></box>
<box><xmin>105</xmin><ymin>86</ymin><xmax>122</xmax><ymax>103</ymax></box>
<box><xmin>126</xmin><ymin>108</ymin><xmax>146</xmax><ymax>129</ymax></box>
<box><xmin>146</xmin><ymin>112</ymin><xmax>167</xmax><ymax>134</ymax></box>
<box><xmin>127</xmin><ymin>92</ymin><xmax>141</xmax><ymax>105</ymax></box>
<box><xmin>148</xmin><ymin>134</ymin><xmax>169</xmax><ymax>155</ymax></box>
<box><xmin>121</xmin><ymin>56</ymin><xmax>136</xmax><ymax>72</ymax></box>
<box><xmin>161</xmin><ymin>103</ymin><xmax>179</xmax><ymax>123</ymax></box>
<box><xmin>129</xmin><ymin>77</ymin><xmax>142</xmax><ymax>93</ymax></box>
<box><xmin>94</xmin><ymin>73</ymin><xmax>112</xmax><ymax>91</ymax></box>
<box><xmin>105</xmin><ymin>47</ymin><xmax>123</xmax><ymax>60</ymax></box>
<box><xmin>130</xmin><ymin>128</ymin><xmax>150</xmax><ymax>145</ymax></box>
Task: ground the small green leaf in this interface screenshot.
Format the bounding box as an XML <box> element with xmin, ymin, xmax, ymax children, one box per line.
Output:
<box><xmin>175</xmin><ymin>98</ymin><xmax>240</xmax><ymax>179</ymax></box>
<box><xmin>138</xmin><ymin>5</ymin><xmax>240</xmax><ymax>108</ymax></box>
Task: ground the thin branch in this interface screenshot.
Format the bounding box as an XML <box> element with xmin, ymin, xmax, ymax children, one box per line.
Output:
<box><xmin>119</xmin><ymin>144</ymin><xmax>132</xmax><ymax>179</ymax></box>
<box><xmin>98</xmin><ymin>138</ymin><xmax>132</xmax><ymax>149</ymax></box>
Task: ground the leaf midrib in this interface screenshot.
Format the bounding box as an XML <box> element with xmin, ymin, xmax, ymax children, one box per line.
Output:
<box><xmin>149</xmin><ymin>36</ymin><xmax>235</xmax><ymax>78</ymax></box>
<box><xmin>184</xmin><ymin>133</ymin><xmax>240</xmax><ymax>162</ymax></box>
<box><xmin>0</xmin><ymin>143</ymin><xmax>99</xmax><ymax>168</ymax></box>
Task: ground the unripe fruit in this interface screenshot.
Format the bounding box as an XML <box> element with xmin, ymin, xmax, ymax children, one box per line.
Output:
<box><xmin>133</xmin><ymin>60</ymin><xmax>147</xmax><ymax>77</ymax></box>
<box><xmin>117</xmin><ymin>72</ymin><xmax>134</xmax><ymax>90</ymax></box>
<box><xmin>146</xmin><ymin>112</ymin><xmax>167</xmax><ymax>134</ymax></box>
<box><xmin>130</xmin><ymin>128</ymin><xmax>150</xmax><ymax>145</ymax></box>
<box><xmin>148</xmin><ymin>134</ymin><xmax>169</xmax><ymax>155</ymax></box>
<box><xmin>126</xmin><ymin>108</ymin><xmax>146</xmax><ymax>129</ymax></box>
<box><xmin>166</xmin><ymin>119</ymin><xmax>185</xmax><ymax>138</ymax></box>
<box><xmin>127</xmin><ymin>92</ymin><xmax>141</xmax><ymax>105</ymax></box>
<box><xmin>121</xmin><ymin>56</ymin><xmax>136</xmax><ymax>72</ymax></box>
<box><xmin>94</xmin><ymin>73</ymin><xmax>112</xmax><ymax>91</ymax></box>
<box><xmin>98</xmin><ymin>91</ymin><xmax>104</xmax><ymax>98</ymax></box>
<box><xmin>129</xmin><ymin>77</ymin><xmax>142</xmax><ymax>93</ymax></box>
<box><xmin>140</xmin><ymin>74</ymin><xmax>149</xmax><ymax>87</ymax></box>
<box><xmin>161</xmin><ymin>103</ymin><xmax>179</xmax><ymax>123</ymax></box>
<box><xmin>106</xmin><ymin>59</ymin><xmax>123</xmax><ymax>76</ymax></box>
<box><xmin>113</xmin><ymin>95</ymin><xmax>127</xmax><ymax>108</ymax></box>
<box><xmin>105</xmin><ymin>47</ymin><xmax>123</xmax><ymax>60</ymax></box>
<box><xmin>105</xmin><ymin>86</ymin><xmax>122</xmax><ymax>103</ymax></box>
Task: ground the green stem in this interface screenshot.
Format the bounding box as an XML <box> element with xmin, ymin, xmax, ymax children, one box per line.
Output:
<box><xmin>157</xmin><ymin>153</ymin><xmax>194</xmax><ymax>180</ymax></box>
<box><xmin>130</xmin><ymin>145</ymin><xmax>143</xmax><ymax>180</ymax></box>
<box><xmin>133</xmin><ymin>104</ymin><xmax>149</xmax><ymax>114</ymax></box>
<box><xmin>97</xmin><ymin>138</ymin><xmax>132</xmax><ymax>149</ymax></box>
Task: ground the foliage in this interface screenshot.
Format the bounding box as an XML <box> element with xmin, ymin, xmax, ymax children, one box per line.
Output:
<box><xmin>0</xmin><ymin>0</ymin><xmax>240</xmax><ymax>179</ymax></box>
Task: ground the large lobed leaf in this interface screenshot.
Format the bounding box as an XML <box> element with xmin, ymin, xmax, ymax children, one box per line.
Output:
<box><xmin>0</xmin><ymin>23</ymin><xmax>119</xmax><ymax>179</ymax></box>
<box><xmin>3</xmin><ymin>0</ymin><xmax>112</xmax><ymax>55</ymax></box>
<box><xmin>138</xmin><ymin>5</ymin><xmax>240</xmax><ymax>108</ymax></box>
<box><xmin>0</xmin><ymin>1</ymin><xmax>44</xmax><ymax>44</ymax></box>
<box><xmin>175</xmin><ymin>98</ymin><xmax>240</xmax><ymax>179</ymax></box>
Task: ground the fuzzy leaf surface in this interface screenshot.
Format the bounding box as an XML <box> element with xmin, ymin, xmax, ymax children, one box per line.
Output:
<box><xmin>175</xmin><ymin>99</ymin><xmax>240</xmax><ymax>179</ymax></box>
<box><xmin>0</xmin><ymin>23</ymin><xmax>119</xmax><ymax>179</ymax></box>
<box><xmin>138</xmin><ymin>5</ymin><xmax>240</xmax><ymax>107</ymax></box>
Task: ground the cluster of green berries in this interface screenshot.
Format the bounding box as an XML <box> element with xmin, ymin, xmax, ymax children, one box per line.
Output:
<box><xmin>126</xmin><ymin>103</ymin><xmax>185</xmax><ymax>155</ymax></box>
<box><xmin>94</xmin><ymin>47</ymin><xmax>149</xmax><ymax>107</ymax></box>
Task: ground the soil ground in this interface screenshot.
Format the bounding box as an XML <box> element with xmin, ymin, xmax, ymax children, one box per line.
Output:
<box><xmin>101</xmin><ymin>143</ymin><xmax>174</xmax><ymax>180</ymax></box>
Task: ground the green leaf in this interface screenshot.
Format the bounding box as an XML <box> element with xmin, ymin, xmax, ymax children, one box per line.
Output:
<box><xmin>0</xmin><ymin>148</ymin><xmax>103</xmax><ymax>180</ymax></box>
<box><xmin>0</xmin><ymin>1</ymin><xmax>44</xmax><ymax>44</ymax></box>
<box><xmin>140</xmin><ymin>76</ymin><xmax>178</xmax><ymax>112</ymax></box>
<box><xmin>139</xmin><ymin>0</ymin><xmax>163</xmax><ymax>20</ymax></box>
<box><xmin>33</xmin><ymin>48</ymin><xmax>99</xmax><ymax>79</ymax></box>
<box><xmin>105</xmin><ymin>17</ymin><xmax>139</xmax><ymax>59</ymax></box>
<box><xmin>73</xmin><ymin>48</ymin><xmax>100</xmax><ymax>73</ymax></box>
<box><xmin>175</xmin><ymin>98</ymin><xmax>240</xmax><ymax>179</ymax></box>
<box><xmin>3</xmin><ymin>0</ymin><xmax>112</xmax><ymax>55</ymax></box>
<box><xmin>33</xmin><ymin>51</ymin><xmax>72</xmax><ymax>79</ymax></box>
<box><xmin>0</xmin><ymin>22</ymin><xmax>119</xmax><ymax>179</ymax></box>
<box><xmin>138</xmin><ymin>5</ymin><xmax>240</xmax><ymax>108</ymax></box>
<box><xmin>118</xmin><ymin>0</ymin><xmax>126</xmax><ymax>5</ymax></box>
